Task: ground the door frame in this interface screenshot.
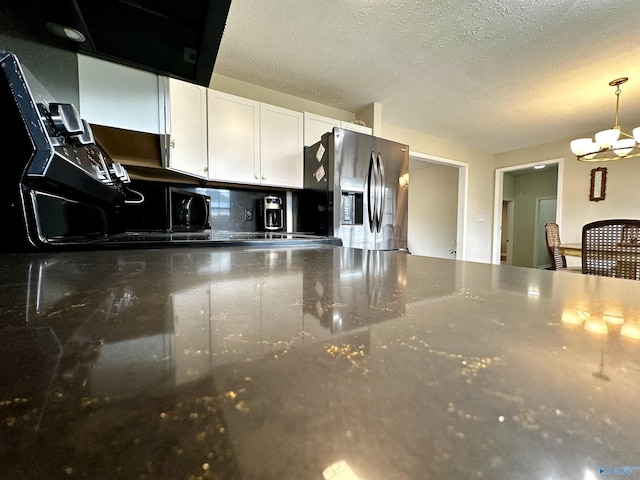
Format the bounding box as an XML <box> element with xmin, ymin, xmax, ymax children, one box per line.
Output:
<box><xmin>409</xmin><ymin>151</ymin><xmax>468</xmax><ymax>260</ymax></box>
<box><xmin>492</xmin><ymin>157</ymin><xmax>564</xmax><ymax>265</ymax></box>
<box><xmin>501</xmin><ymin>198</ymin><xmax>515</xmax><ymax>264</ymax></box>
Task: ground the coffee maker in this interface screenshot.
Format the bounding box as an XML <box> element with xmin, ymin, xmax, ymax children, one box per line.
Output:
<box><xmin>262</xmin><ymin>195</ymin><xmax>284</xmax><ymax>231</ymax></box>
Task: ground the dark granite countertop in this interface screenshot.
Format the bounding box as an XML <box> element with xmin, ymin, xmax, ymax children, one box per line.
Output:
<box><xmin>2</xmin><ymin>246</ymin><xmax>640</xmax><ymax>479</ymax></box>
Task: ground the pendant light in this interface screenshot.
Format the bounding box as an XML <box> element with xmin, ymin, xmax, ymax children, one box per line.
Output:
<box><xmin>570</xmin><ymin>77</ymin><xmax>640</xmax><ymax>162</ymax></box>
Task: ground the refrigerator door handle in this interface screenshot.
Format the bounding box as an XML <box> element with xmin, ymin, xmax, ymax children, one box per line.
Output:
<box><xmin>376</xmin><ymin>153</ymin><xmax>385</xmax><ymax>233</ymax></box>
<box><xmin>367</xmin><ymin>151</ymin><xmax>377</xmax><ymax>233</ymax></box>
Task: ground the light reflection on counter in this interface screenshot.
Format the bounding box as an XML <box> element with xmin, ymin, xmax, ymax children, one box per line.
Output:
<box><xmin>561</xmin><ymin>305</ymin><xmax>640</xmax><ymax>340</ymax></box>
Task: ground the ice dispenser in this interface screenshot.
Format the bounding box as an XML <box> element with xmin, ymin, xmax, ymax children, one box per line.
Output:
<box><xmin>341</xmin><ymin>191</ymin><xmax>363</xmax><ymax>225</ymax></box>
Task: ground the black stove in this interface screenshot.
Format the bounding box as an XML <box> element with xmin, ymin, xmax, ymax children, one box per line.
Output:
<box><xmin>1</xmin><ymin>50</ymin><xmax>132</xmax><ymax>252</ymax></box>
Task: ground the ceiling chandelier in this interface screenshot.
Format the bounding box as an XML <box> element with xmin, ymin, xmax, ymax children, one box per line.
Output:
<box><xmin>570</xmin><ymin>77</ymin><xmax>640</xmax><ymax>162</ymax></box>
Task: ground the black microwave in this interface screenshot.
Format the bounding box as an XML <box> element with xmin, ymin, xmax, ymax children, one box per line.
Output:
<box><xmin>169</xmin><ymin>187</ymin><xmax>211</xmax><ymax>231</ymax></box>
<box><xmin>124</xmin><ymin>184</ymin><xmax>210</xmax><ymax>232</ymax></box>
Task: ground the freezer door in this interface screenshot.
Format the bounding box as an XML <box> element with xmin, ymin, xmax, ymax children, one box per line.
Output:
<box><xmin>374</xmin><ymin>137</ymin><xmax>409</xmax><ymax>250</ymax></box>
<box><xmin>295</xmin><ymin>134</ymin><xmax>333</xmax><ymax>235</ymax></box>
<box><xmin>332</xmin><ymin>129</ymin><xmax>377</xmax><ymax>249</ymax></box>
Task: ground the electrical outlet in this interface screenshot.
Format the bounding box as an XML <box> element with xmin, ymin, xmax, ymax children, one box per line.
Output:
<box><xmin>245</xmin><ymin>209</ymin><xmax>253</xmax><ymax>221</ymax></box>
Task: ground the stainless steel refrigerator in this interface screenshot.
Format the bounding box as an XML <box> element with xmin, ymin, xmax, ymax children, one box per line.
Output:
<box><xmin>294</xmin><ymin>128</ymin><xmax>409</xmax><ymax>250</ymax></box>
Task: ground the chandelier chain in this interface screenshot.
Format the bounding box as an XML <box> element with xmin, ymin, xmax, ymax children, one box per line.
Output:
<box><xmin>614</xmin><ymin>86</ymin><xmax>621</xmax><ymax>129</ymax></box>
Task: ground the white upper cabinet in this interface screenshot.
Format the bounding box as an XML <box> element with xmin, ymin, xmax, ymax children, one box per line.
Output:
<box><xmin>304</xmin><ymin>111</ymin><xmax>372</xmax><ymax>146</ymax></box>
<box><xmin>340</xmin><ymin>121</ymin><xmax>372</xmax><ymax>135</ymax></box>
<box><xmin>78</xmin><ymin>54</ymin><xmax>161</xmax><ymax>134</ymax></box>
<box><xmin>159</xmin><ymin>77</ymin><xmax>208</xmax><ymax>179</ymax></box>
<box><xmin>260</xmin><ymin>103</ymin><xmax>303</xmax><ymax>189</ymax></box>
<box><xmin>304</xmin><ymin>112</ymin><xmax>340</xmax><ymax>146</ymax></box>
<box><xmin>208</xmin><ymin>91</ymin><xmax>303</xmax><ymax>189</ymax></box>
<box><xmin>207</xmin><ymin>90</ymin><xmax>261</xmax><ymax>184</ymax></box>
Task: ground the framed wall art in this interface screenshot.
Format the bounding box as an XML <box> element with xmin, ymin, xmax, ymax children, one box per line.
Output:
<box><xmin>589</xmin><ymin>167</ymin><xmax>607</xmax><ymax>202</ymax></box>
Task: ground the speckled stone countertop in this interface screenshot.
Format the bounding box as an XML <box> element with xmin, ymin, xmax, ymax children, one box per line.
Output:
<box><xmin>2</xmin><ymin>246</ymin><xmax>640</xmax><ymax>480</ymax></box>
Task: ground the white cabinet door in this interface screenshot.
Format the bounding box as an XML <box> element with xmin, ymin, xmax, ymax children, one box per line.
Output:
<box><xmin>208</xmin><ymin>93</ymin><xmax>302</xmax><ymax>188</ymax></box>
<box><xmin>78</xmin><ymin>54</ymin><xmax>160</xmax><ymax>134</ymax></box>
<box><xmin>304</xmin><ymin>112</ymin><xmax>340</xmax><ymax>146</ymax></box>
<box><xmin>161</xmin><ymin>77</ymin><xmax>208</xmax><ymax>178</ymax></box>
<box><xmin>304</xmin><ymin>112</ymin><xmax>372</xmax><ymax>145</ymax></box>
<box><xmin>207</xmin><ymin>90</ymin><xmax>261</xmax><ymax>184</ymax></box>
<box><xmin>261</xmin><ymin>103</ymin><xmax>303</xmax><ymax>189</ymax></box>
<box><xmin>340</xmin><ymin>121</ymin><xmax>372</xmax><ymax>135</ymax></box>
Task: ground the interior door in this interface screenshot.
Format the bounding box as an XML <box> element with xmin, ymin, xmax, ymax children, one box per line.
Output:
<box><xmin>534</xmin><ymin>197</ymin><xmax>557</xmax><ymax>268</ymax></box>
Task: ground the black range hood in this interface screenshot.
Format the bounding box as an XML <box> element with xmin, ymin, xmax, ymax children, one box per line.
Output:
<box><xmin>2</xmin><ymin>0</ymin><xmax>232</xmax><ymax>86</ymax></box>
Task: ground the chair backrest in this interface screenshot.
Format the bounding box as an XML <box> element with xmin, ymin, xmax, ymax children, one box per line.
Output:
<box><xmin>582</xmin><ymin>219</ymin><xmax>640</xmax><ymax>279</ymax></box>
<box><xmin>621</xmin><ymin>224</ymin><xmax>640</xmax><ymax>245</ymax></box>
<box><xmin>545</xmin><ymin>222</ymin><xmax>566</xmax><ymax>270</ymax></box>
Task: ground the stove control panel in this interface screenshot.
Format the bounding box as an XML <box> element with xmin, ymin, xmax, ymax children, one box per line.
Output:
<box><xmin>49</xmin><ymin>102</ymin><xmax>84</xmax><ymax>136</ymax></box>
<box><xmin>36</xmin><ymin>102</ymin><xmax>130</xmax><ymax>187</ymax></box>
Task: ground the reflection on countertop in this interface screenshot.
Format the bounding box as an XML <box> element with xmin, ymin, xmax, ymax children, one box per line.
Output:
<box><xmin>2</xmin><ymin>246</ymin><xmax>640</xmax><ymax>479</ymax></box>
<box><xmin>92</xmin><ymin>230</ymin><xmax>343</xmax><ymax>249</ymax></box>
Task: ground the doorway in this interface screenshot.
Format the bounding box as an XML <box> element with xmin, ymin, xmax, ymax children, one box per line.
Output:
<box><xmin>492</xmin><ymin>158</ymin><xmax>563</xmax><ymax>266</ymax></box>
<box><xmin>408</xmin><ymin>152</ymin><xmax>468</xmax><ymax>260</ymax></box>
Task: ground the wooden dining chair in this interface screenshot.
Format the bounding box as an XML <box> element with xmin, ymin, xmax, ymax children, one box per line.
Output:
<box><xmin>545</xmin><ymin>222</ymin><xmax>566</xmax><ymax>270</ymax></box>
<box><xmin>582</xmin><ymin>219</ymin><xmax>640</xmax><ymax>280</ymax></box>
<box><xmin>544</xmin><ymin>222</ymin><xmax>581</xmax><ymax>272</ymax></box>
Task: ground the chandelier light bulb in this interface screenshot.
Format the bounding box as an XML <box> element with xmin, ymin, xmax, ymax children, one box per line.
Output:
<box><xmin>613</xmin><ymin>138</ymin><xmax>636</xmax><ymax>157</ymax></box>
<box><xmin>595</xmin><ymin>128</ymin><xmax>621</xmax><ymax>149</ymax></box>
<box><xmin>570</xmin><ymin>138</ymin><xmax>592</xmax><ymax>156</ymax></box>
<box><xmin>584</xmin><ymin>142</ymin><xmax>600</xmax><ymax>160</ymax></box>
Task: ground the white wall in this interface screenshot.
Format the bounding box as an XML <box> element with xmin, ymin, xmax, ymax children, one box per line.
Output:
<box><xmin>408</xmin><ymin>163</ymin><xmax>458</xmax><ymax>258</ymax></box>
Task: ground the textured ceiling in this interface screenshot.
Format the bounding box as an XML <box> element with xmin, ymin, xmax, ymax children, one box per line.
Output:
<box><xmin>213</xmin><ymin>0</ymin><xmax>640</xmax><ymax>154</ymax></box>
